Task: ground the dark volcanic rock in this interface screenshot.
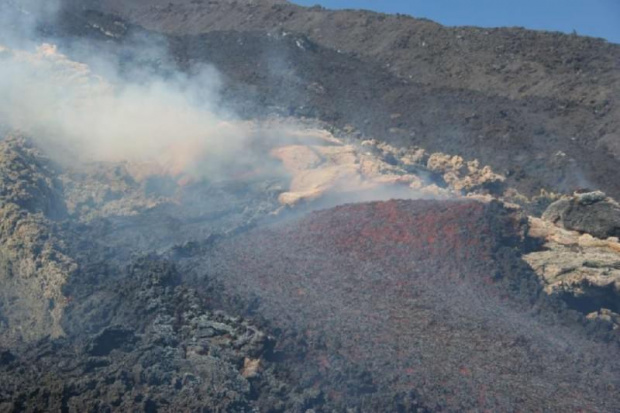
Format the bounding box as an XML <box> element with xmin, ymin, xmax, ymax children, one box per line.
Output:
<box><xmin>191</xmin><ymin>199</ymin><xmax>620</xmax><ymax>412</ymax></box>
<box><xmin>86</xmin><ymin>327</ymin><xmax>137</xmax><ymax>356</ymax></box>
<box><xmin>0</xmin><ymin>350</ymin><xmax>15</xmax><ymax>366</ymax></box>
<box><xmin>543</xmin><ymin>191</ymin><xmax>620</xmax><ymax>239</ymax></box>
<box><xmin>0</xmin><ymin>137</ymin><xmax>299</xmax><ymax>412</ymax></box>
<box><xmin>0</xmin><ymin>258</ymin><xmax>303</xmax><ymax>412</ymax></box>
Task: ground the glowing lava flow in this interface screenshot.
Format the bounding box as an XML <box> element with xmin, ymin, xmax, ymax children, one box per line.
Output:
<box><xmin>195</xmin><ymin>199</ymin><xmax>620</xmax><ymax>412</ymax></box>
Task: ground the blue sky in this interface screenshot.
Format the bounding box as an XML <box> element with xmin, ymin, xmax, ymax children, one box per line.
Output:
<box><xmin>292</xmin><ymin>0</ymin><xmax>620</xmax><ymax>44</ymax></box>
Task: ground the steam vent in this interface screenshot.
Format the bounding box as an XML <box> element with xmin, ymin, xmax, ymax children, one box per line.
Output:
<box><xmin>1</xmin><ymin>0</ymin><xmax>620</xmax><ymax>412</ymax></box>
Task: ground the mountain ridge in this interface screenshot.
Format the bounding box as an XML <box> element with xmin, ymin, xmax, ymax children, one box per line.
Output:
<box><xmin>60</xmin><ymin>0</ymin><xmax>620</xmax><ymax>200</ymax></box>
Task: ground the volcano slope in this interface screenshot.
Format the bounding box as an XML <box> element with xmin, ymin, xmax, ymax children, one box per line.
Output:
<box><xmin>187</xmin><ymin>199</ymin><xmax>620</xmax><ymax>412</ymax></box>
<box><xmin>61</xmin><ymin>0</ymin><xmax>620</xmax><ymax>200</ymax></box>
<box><xmin>0</xmin><ymin>2</ymin><xmax>618</xmax><ymax>411</ymax></box>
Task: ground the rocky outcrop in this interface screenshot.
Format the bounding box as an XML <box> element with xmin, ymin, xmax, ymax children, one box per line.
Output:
<box><xmin>0</xmin><ymin>203</ymin><xmax>76</xmax><ymax>346</ymax></box>
<box><xmin>0</xmin><ymin>134</ymin><xmax>66</xmax><ymax>219</ymax></box>
<box><xmin>542</xmin><ymin>191</ymin><xmax>620</xmax><ymax>239</ymax></box>
<box><xmin>587</xmin><ymin>308</ymin><xmax>620</xmax><ymax>329</ymax></box>
<box><xmin>0</xmin><ymin>259</ymin><xmax>309</xmax><ymax>412</ymax></box>
<box><xmin>526</xmin><ymin>191</ymin><xmax>620</xmax><ymax>330</ymax></box>
<box><xmin>525</xmin><ymin>215</ymin><xmax>620</xmax><ymax>328</ymax></box>
<box><xmin>0</xmin><ymin>136</ymin><xmax>76</xmax><ymax>346</ymax></box>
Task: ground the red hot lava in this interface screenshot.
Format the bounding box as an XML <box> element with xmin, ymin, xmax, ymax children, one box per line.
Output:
<box><xmin>196</xmin><ymin>199</ymin><xmax>620</xmax><ymax>412</ymax></box>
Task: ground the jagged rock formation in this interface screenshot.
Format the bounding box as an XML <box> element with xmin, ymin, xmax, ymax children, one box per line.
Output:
<box><xmin>0</xmin><ymin>135</ymin><xmax>75</xmax><ymax>346</ymax></box>
<box><xmin>543</xmin><ymin>191</ymin><xmax>620</xmax><ymax>239</ymax></box>
<box><xmin>0</xmin><ymin>259</ymin><xmax>304</xmax><ymax>412</ymax></box>
<box><xmin>526</xmin><ymin>198</ymin><xmax>620</xmax><ymax>330</ymax></box>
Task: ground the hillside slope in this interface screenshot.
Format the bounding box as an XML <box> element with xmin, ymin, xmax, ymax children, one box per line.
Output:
<box><xmin>194</xmin><ymin>199</ymin><xmax>620</xmax><ymax>411</ymax></box>
<box><xmin>62</xmin><ymin>0</ymin><xmax>620</xmax><ymax>199</ymax></box>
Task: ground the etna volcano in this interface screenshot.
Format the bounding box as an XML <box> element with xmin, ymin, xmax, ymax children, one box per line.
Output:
<box><xmin>0</xmin><ymin>1</ymin><xmax>619</xmax><ymax>412</ymax></box>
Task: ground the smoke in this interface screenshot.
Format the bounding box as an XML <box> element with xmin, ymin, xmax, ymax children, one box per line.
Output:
<box><xmin>1</xmin><ymin>43</ymin><xmax>249</xmax><ymax>178</ymax></box>
<box><xmin>0</xmin><ymin>0</ymin><xmax>435</xmax><ymax>206</ymax></box>
<box><xmin>0</xmin><ymin>1</ymin><xmax>304</xmax><ymax>184</ymax></box>
<box><xmin>0</xmin><ymin>0</ymin><xmax>61</xmax><ymax>47</ymax></box>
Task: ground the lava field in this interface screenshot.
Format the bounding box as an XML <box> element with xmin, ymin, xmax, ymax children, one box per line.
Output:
<box><xmin>1</xmin><ymin>1</ymin><xmax>619</xmax><ymax>411</ymax></box>
<box><xmin>189</xmin><ymin>199</ymin><xmax>620</xmax><ymax>411</ymax></box>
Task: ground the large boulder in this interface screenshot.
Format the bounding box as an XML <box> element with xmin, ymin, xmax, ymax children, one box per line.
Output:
<box><xmin>542</xmin><ymin>191</ymin><xmax>620</xmax><ymax>239</ymax></box>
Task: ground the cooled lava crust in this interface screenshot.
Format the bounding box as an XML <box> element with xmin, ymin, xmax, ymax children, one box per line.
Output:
<box><xmin>193</xmin><ymin>199</ymin><xmax>620</xmax><ymax>412</ymax></box>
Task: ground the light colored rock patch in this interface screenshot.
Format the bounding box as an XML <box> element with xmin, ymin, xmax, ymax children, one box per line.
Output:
<box><xmin>271</xmin><ymin>134</ymin><xmax>433</xmax><ymax>206</ymax></box>
<box><xmin>525</xmin><ymin>217</ymin><xmax>620</xmax><ymax>328</ymax></box>
<box><xmin>427</xmin><ymin>153</ymin><xmax>505</xmax><ymax>193</ymax></box>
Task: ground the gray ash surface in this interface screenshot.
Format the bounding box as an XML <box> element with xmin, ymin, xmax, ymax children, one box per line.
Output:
<box><xmin>186</xmin><ymin>199</ymin><xmax>620</xmax><ymax>411</ymax></box>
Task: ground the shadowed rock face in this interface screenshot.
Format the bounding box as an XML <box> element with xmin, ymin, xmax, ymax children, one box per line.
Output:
<box><xmin>0</xmin><ymin>259</ymin><xmax>294</xmax><ymax>413</ymax></box>
<box><xmin>193</xmin><ymin>200</ymin><xmax>620</xmax><ymax>411</ymax></box>
<box><xmin>543</xmin><ymin>192</ymin><xmax>620</xmax><ymax>239</ymax></box>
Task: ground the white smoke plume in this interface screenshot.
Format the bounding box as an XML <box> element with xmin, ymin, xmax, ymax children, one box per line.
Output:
<box><xmin>0</xmin><ymin>0</ymin><xmax>61</xmax><ymax>47</ymax></box>
<box><xmin>0</xmin><ymin>42</ymin><xmax>259</xmax><ymax>179</ymax></box>
<box><xmin>0</xmin><ymin>0</ymin><xmax>437</xmax><ymax>204</ymax></box>
<box><xmin>0</xmin><ymin>0</ymin><xmax>320</xmax><ymax>186</ymax></box>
